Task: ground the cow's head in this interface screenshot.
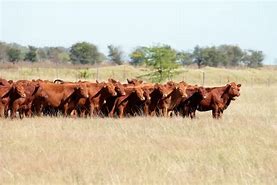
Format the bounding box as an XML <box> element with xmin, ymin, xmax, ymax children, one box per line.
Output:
<box><xmin>142</xmin><ymin>87</ymin><xmax>151</xmax><ymax>101</ymax></box>
<box><xmin>14</xmin><ymin>83</ymin><xmax>26</xmax><ymax>98</ymax></box>
<box><xmin>76</xmin><ymin>83</ymin><xmax>89</xmax><ymax>98</ymax></box>
<box><xmin>227</xmin><ymin>82</ymin><xmax>241</xmax><ymax>99</ymax></box>
<box><xmin>197</xmin><ymin>86</ymin><xmax>207</xmax><ymax>99</ymax></box>
<box><xmin>108</xmin><ymin>79</ymin><xmax>126</xmax><ymax>96</ymax></box>
<box><xmin>157</xmin><ymin>82</ymin><xmax>176</xmax><ymax>98</ymax></box>
<box><xmin>134</xmin><ymin>87</ymin><xmax>145</xmax><ymax>101</ymax></box>
<box><xmin>176</xmin><ymin>82</ymin><xmax>188</xmax><ymax>98</ymax></box>
<box><xmin>104</xmin><ymin>83</ymin><xmax>117</xmax><ymax>96</ymax></box>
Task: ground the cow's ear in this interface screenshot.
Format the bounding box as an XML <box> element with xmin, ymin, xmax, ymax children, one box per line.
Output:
<box><xmin>127</xmin><ymin>79</ymin><xmax>131</xmax><ymax>83</ymax></box>
<box><xmin>237</xmin><ymin>84</ymin><xmax>241</xmax><ymax>87</ymax></box>
<box><xmin>96</xmin><ymin>80</ymin><xmax>99</xmax><ymax>83</ymax></box>
<box><xmin>139</xmin><ymin>80</ymin><xmax>143</xmax><ymax>84</ymax></box>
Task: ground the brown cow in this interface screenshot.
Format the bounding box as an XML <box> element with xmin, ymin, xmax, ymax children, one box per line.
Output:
<box><xmin>175</xmin><ymin>85</ymin><xmax>207</xmax><ymax>118</ymax></box>
<box><xmin>9</xmin><ymin>80</ymin><xmax>45</xmax><ymax>118</ymax></box>
<box><xmin>157</xmin><ymin>81</ymin><xmax>188</xmax><ymax>116</ymax></box>
<box><xmin>0</xmin><ymin>79</ymin><xmax>26</xmax><ymax>118</ymax></box>
<box><xmin>36</xmin><ymin>81</ymin><xmax>89</xmax><ymax>116</ymax></box>
<box><xmin>73</xmin><ymin>81</ymin><xmax>117</xmax><ymax>117</ymax></box>
<box><xmin>188</xmin><ymin>82</ymin><xmax>241</xmax><ymax>118</ymax></box>
<box><xmin>109</xmin><ymin>84</ymin><xmax>145</xmax><ymax>118</ymax></box>
<box><xmin>101</xmin><ymin>79</ymin><xmax>126</xmax><ymax>117</ymax></box>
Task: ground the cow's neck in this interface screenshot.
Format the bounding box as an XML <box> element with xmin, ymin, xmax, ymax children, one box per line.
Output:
<box><xmin>221</xmin><ymin>85</ymin><xmax>232</xmax><ymax>105</ymax></box>
<box><xmin>92</xmin><ymin>87</ymin><xmax>111</xmax><ymax>104</ymax></box>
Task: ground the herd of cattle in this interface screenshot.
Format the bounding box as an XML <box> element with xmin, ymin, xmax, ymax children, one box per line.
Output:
<box><xmin>0</xmin><ymin>78</ymin><xmax>241</xmax><ymax>119</ymax></box>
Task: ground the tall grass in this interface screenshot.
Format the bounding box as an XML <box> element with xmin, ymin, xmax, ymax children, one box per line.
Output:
<box><xmin>0</xmin><ymin>85</ymin><xmax>276</xmax><ymax>185</ymax></box>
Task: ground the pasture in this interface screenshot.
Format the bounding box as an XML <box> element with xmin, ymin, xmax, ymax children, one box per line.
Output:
<box><xmin>0</xmin><ymin>65</ymin><xmax>277</xmax><ymax>185</ymax></box>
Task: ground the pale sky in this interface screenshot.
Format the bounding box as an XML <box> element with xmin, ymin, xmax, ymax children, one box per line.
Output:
<box><xmin>1</xmin><ymin>0</ymin><xmax>276</xmax><ymax>64</ymax></box>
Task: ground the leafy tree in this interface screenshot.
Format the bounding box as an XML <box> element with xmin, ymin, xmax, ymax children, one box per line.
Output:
<box><xmin>192</xmin><ymin>45</ymin><xmax>205</xmax><ymax>68</ymax></box>
<box><xmin>143</xmin><ymin>45</ymin><xmax>179</xmax><ymax>82</ymax></box>
<box><xmin>177</xmin><ymin>51</ymin><xmax>193</xmax><ymax>66</ymax></box>
<box><xmin>70</xmin><ymin>42</ymin><xmax>101</xmax><ymax>64</ymax></box>
<box><xmin>107</xmin><ymin>45</ymin><xmax>124</xmax><ymax>65</ymax></box>
<box><xmin>243</xmin><ymin>50</ymin><xmax>264</xmax><ymax>68</ymax></box>
<box><xmin>129</xmin><ymin>47</ymin><xmax>147</xmax><ymax>66</ymax></box>
<box><xmin>24</xmin><ymin>46</ymin><xmax>37</xmax><ymax>62</ymax></box>
<box><xmin>7</xmin><ymin>47</ymin><xmax>21</xmax><ymax>64</ymax></box>
<box><xmin>201</xmin><ymin>46</ymin><xmax>225</xmax><ymax>67</ymax></box>
<box><xmin>218</xmin><ymin>45</ymin><xmax>244</xmax><ymax>66</ymax></box>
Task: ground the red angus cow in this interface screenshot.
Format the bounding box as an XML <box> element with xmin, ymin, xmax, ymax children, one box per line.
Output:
<box><xmin>188</xmin><ymin>82</ymin><xmax>241</xmax><ymax>119</ymax></box>
<box><xmin>74</xmin><ymin>81</ymin><xmax>117</xmax><ymax>117</ymax></box>
<box><xmin>37</xmin><ymin>81</ymin><xmax>89</xmax><ymax>116</ymax></box>
<box><xmin>157</xmin><ymin>81</ymin><xmax>188</xmax><ymax>116</ymax></box>
<box><xmin>175</xmin><ymin>85</ymin><xmax>207</xmax><ymax>118</ymax></box>
<box><xmin>109</xmin><ymin>85</ymin><xmax>145</xmax><ymax>118</ymax></box>
<box><xmin>0</xmin><ymin>79</ymin><xmax>26</xmax><ymax>118</ymax></box>
<box><xmin>100</xmin><ymin>79</ymin><xmax>126</xmax><ymax>117</ymax></box>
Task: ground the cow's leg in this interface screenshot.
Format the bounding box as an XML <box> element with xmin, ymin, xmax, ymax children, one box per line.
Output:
<box><xmin>118</xmin><ymin>105</ymin><xmax>125</xmax><ymax>118</ymax></box>
<box><xmin>162</xmin><ymin>107</ymin><xmax>168</xmax><ymax>117</ymax></box>
<box><xmin>212</xmin><ymin>106</ymin><xmax>220</xmax><ymax>119</ymax></box>
<box><xmin>11</xmin><ymin>99</ymin><xmax>23</xmax><ymax>119</ymax></box>
<box><xmin>143</xmin><ymin>104</ymin><xmax>149</xmax><ymax>116</ymax></box>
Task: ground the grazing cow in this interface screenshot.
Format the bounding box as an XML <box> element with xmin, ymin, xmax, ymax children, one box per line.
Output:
<box><xmin>188</xmin><ymin>82</ymin><xmax>241</xmax><ymax>119</ymax></box>
<box><xmin>109</xmin><ymin>84</ymin><xmax>145</xmax><ymax>118</ymax></box>
<box><xmin>157</xmin><ymin>81</ymin><xmax>188</xmax><ymax>116</ymax></box>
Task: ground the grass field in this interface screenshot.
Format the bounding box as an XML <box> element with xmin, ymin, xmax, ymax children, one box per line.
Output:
<box><xmin>0</xmin><ymin>65</ymin><xmax>277</xmax><ymax>184</ymax></box>
<box><xmin>0</xmin><ymin>63</ymin><xmax>276</xmax><ymax>86</ymax></box>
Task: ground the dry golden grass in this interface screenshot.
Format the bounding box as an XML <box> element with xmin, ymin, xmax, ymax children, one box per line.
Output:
<box><xmin>0</xmin><ymin>64</ymin><xmax>276</xmax><ymax>86</ymax></box>
<box><xmin>1</xmin><ymin>84</ymin><xmax>277</xmax><ymax>184</ymax></box>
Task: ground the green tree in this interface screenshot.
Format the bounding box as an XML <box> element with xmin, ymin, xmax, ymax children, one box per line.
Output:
<box><xmin>129</xmin><ymin>47</ymin><xmax>147</xmax><ymax>66</ymax></box>
<box><xmin>177</xmin><ymin>51</ymin><xmax>193</xmax><ymax>66</ymax></box>
<box><xmin>201</xmin><ymin>46</ymin><xmax>225</xmax><ymax>67</ymax></box>
<box><xmin>70</xmin><ymin>42</ymin><xmax>101</xmax><ymax>64</ymax></box>
<box><xmin>24</xmin><ymin>46</ymin><xmax>37</xmax><ymax>62</ymax></box>
<box><xmin>108</xmin><ymin>45</ymin><xmax>124</xmax><ymax>65</ymax></box>
<box><xmin>143</xmin><ymin>45</ymin><xmax>179</xmax><ymax>82</ymax></box>
<box><xmin>243</xmin><ymin>50</ymin><xmax>264</xmax><ymax>68</ymax></box>
<box><xmin>192</xmin><ymin>46</ymin><xmax>205</xmax><ymax>68</ymax></box>
<box><xmin>7</xmin><ymin>47</ymin><xmax>21</xmax><ymax>64</ymax></box>
<box><xmin>218</xmin><ymin>45</ymin><xmax>244</xmax><ymax>66</ymax></box>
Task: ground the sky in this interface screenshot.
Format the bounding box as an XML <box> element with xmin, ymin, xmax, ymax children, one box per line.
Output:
<box><xmin>0</xmin><ymin>0</ymin><xmax>276</xmax><ymax>64</ymax></box>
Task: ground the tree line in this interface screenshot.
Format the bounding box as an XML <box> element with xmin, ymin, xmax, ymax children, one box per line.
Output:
<box><xmin>0</xmin><ymin>41</ymin><xmax>264</xmax><ymax>69</ymax></box>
